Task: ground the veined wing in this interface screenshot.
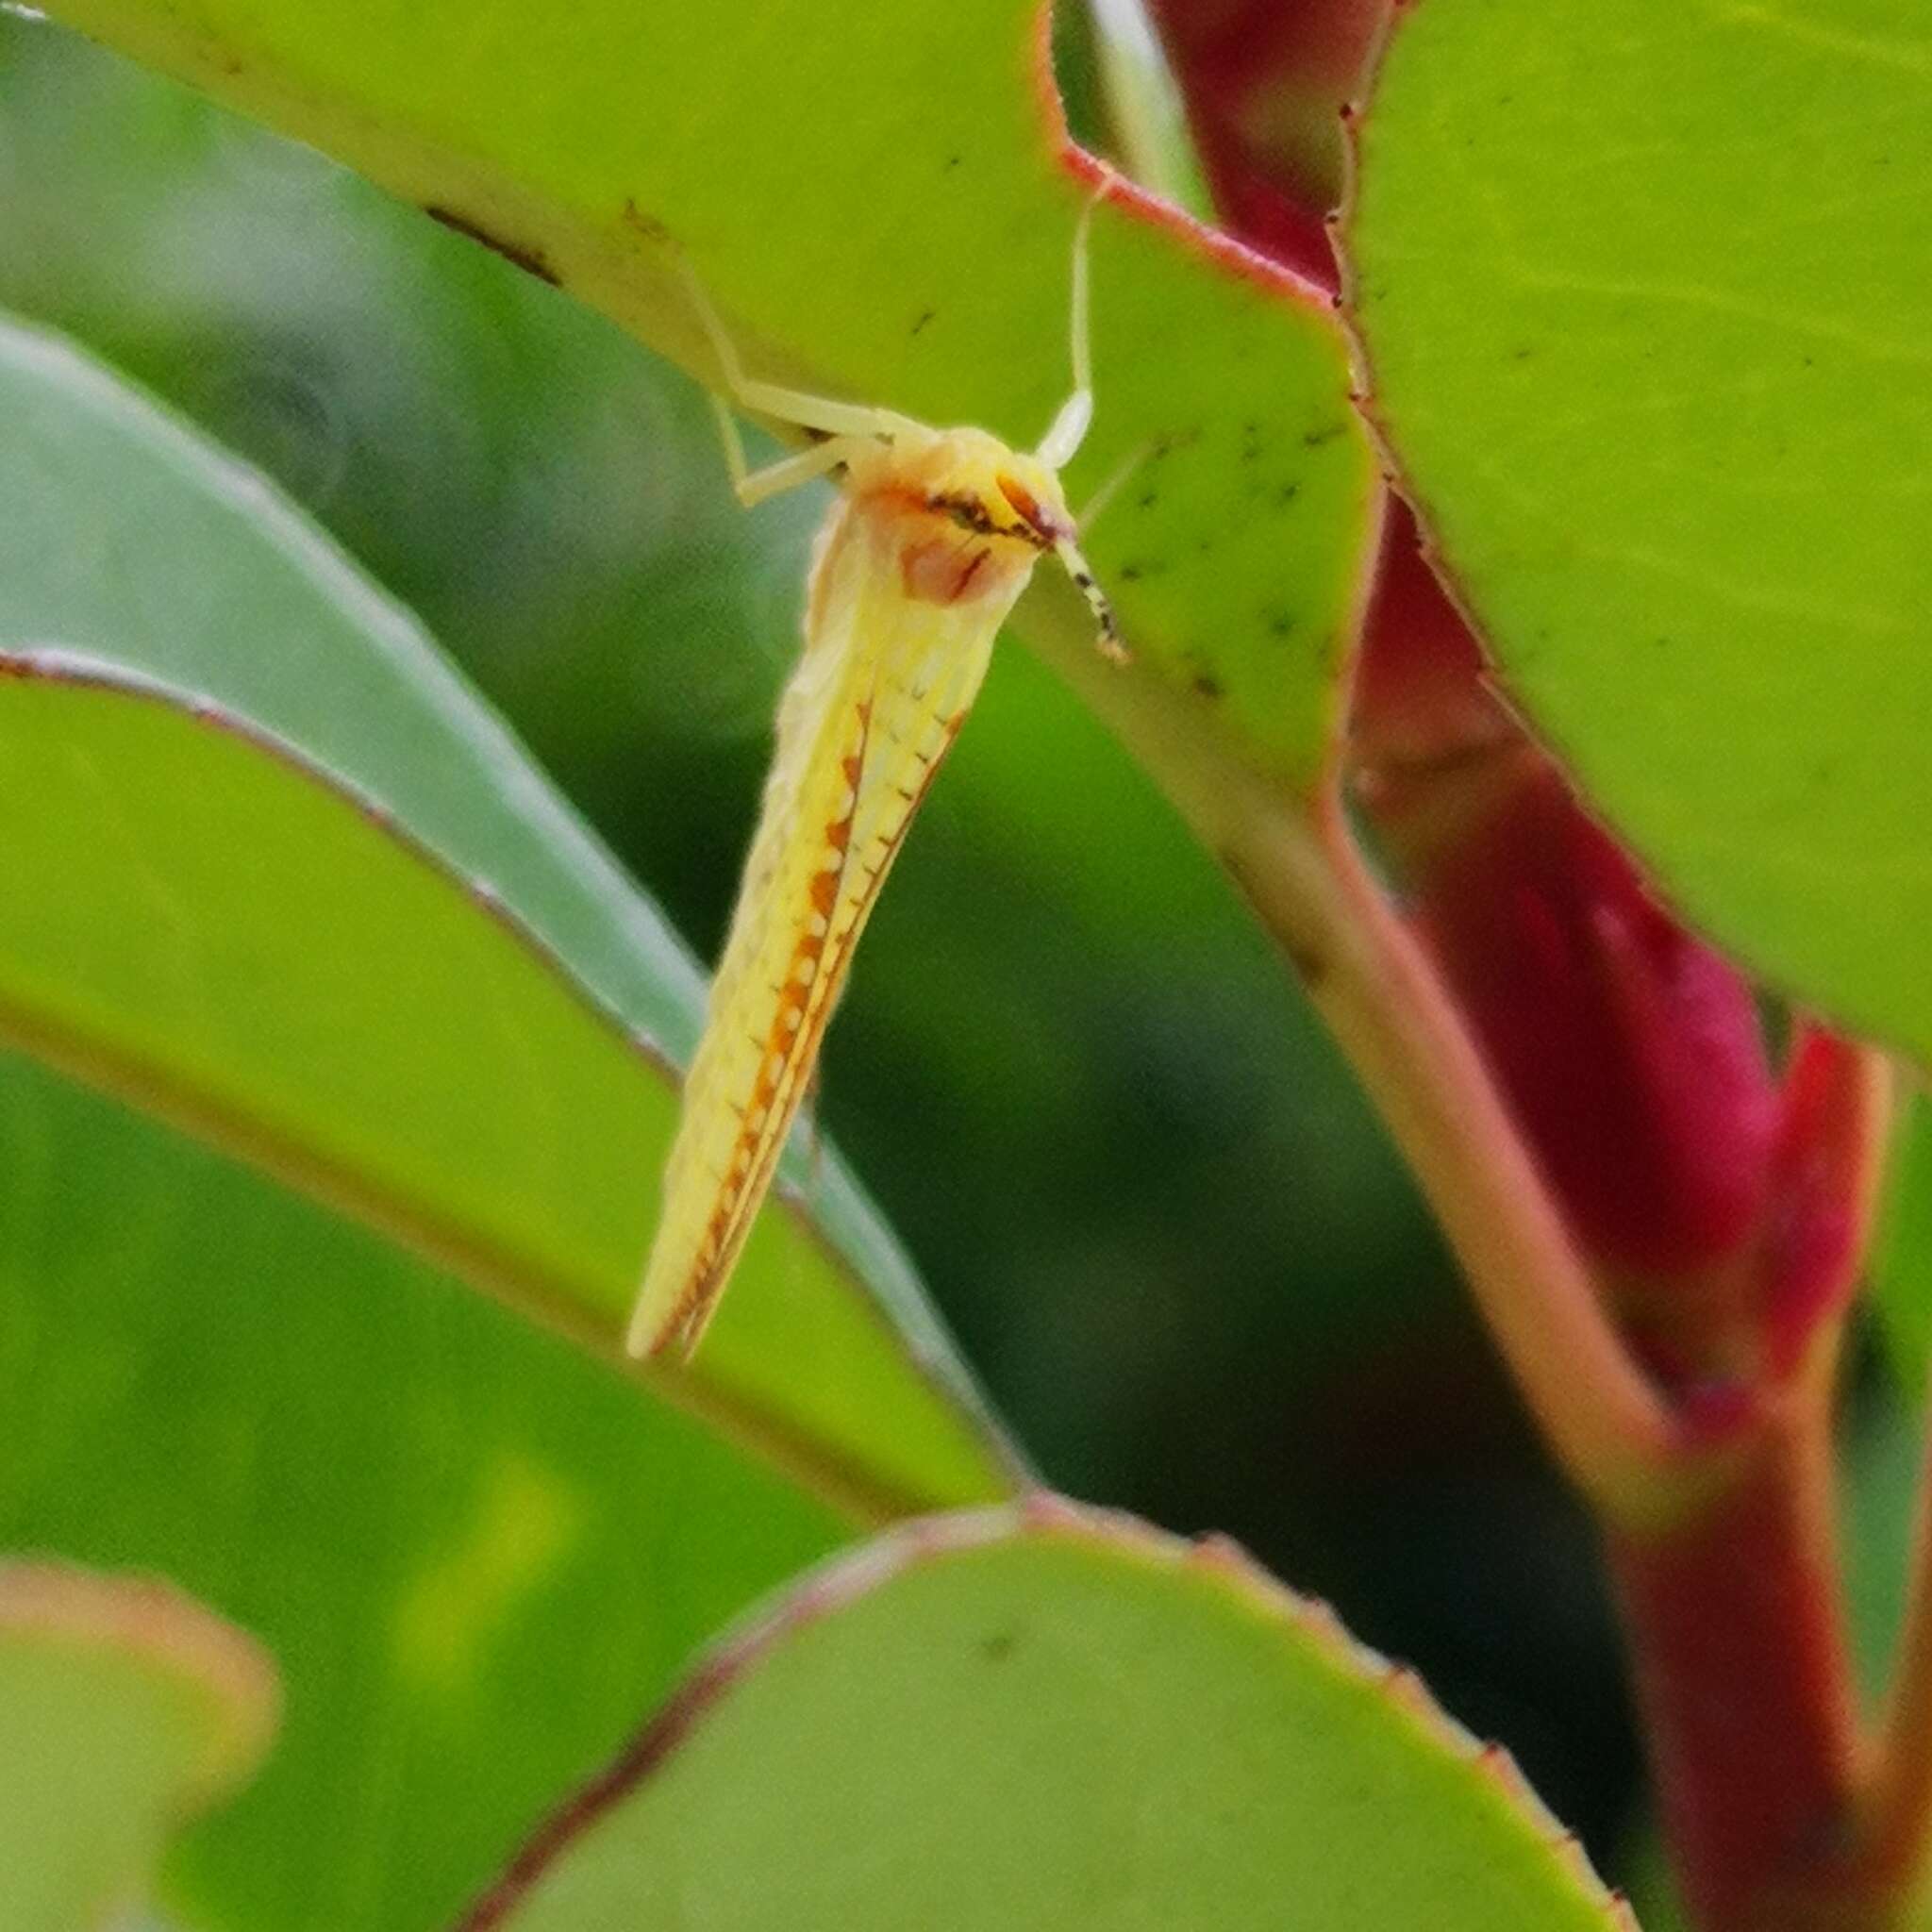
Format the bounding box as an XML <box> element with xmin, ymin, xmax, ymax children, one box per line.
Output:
<box><xmin>627</xmin><ymin>505</ymin><xmax>1022</xmax><ymax>1357</ymax></box>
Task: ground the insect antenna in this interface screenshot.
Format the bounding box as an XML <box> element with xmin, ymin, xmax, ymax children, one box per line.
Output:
<box><xmin>1034</xmin><ymin>182</ymin><xmax>1109</xmax><ymax>469</ymax></box>
<box><xmin>1055</xmin><ymin>531</ymin><xmax>1127</xmax><ymax>663</ymax></box>
<box><xmin>1074</xmin><ymin>439</ymin><xmax>1153</xmax><ymax>535</ymax></box>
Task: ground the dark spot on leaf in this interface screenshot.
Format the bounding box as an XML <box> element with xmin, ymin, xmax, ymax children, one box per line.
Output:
<box><xmin>1192</xmin><ymin>672</ymin><xmax>1224</xmax><ymax>699</ymax></box>
<box><xmin>424</xmin><ymin>206</ymin><xmax>560</xmax><ymax>286</ymax></box>
<box><xmin>1275</xmin><ymin>481</ymin><xmax>1300</xmax><ymax>506</ymax></box>
<box><xmin>1302</xmin><ymin>424</ymin><xmax>1344</xmax><ymax>449</ymax></box>
<box><xmin>621</xmin><ymin>197</ymin><xmax>670</xmax><ymax>243</ymax></box>
<box><xmin>911</xmin><ymin>308</ymin><xmax>936</xmax><ymax>337</ymax></box>
<box><xmin>981</xmin><ymin>1628</ymin><xmax>1019</xmax><ymax>1662</ymax></box>
<box><xmin>1267</xmin><ymin>609</ymin><xmax>1296</xmax><ymax>640</ymax></box>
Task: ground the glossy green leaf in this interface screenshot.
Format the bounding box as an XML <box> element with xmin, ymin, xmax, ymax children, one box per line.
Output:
<box><xmin>0</xmin><ymin>1562</ymin><xmax>276</xmax><ymax>1932</ymax></box>
<box><xmin>1347</xmin><ymin>0</ymin><xmax>1932</xmax><ymax>1056</ymax></box>
<box><xmin>0</xmin><ymin>14</ymin><xmax>1465</xmax><ymax>1539</ymax></box>
<box><xmin>0</xmin><ymin>1052</ymin><xmax>851</xmax><ymax>1931</ymax></box>
<box><xmin>37</xmin><ymin>0</ymin><xmax>1374</xmax><ymax>777</ymax></box>
<box><xmin>461</xmin><ymin>1503</ymin><xmax>1636</xmax><ymax>1932</ymax></box>
<box><xmin>0</xmin><ymin>314</ymin><xmax>1011</xmax><ymax>1518</ymax></box>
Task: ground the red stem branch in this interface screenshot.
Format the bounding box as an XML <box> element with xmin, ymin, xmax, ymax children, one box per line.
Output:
<box><xmin>1029</xmin><ymin>605</ymin><xmax>1692</xmax><ymax>1521</ymax></box>
<box><xmin>1607</xmin><ymin>1361</ymin><xmax>1860</xmax><ymax>1930</ymax></box>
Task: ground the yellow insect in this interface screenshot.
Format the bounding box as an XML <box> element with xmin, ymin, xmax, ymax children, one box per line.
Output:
<box><xmin>626</xmin><ymin>201</ymin><xmax>1121</xmax><ymax>1359</ymax></box>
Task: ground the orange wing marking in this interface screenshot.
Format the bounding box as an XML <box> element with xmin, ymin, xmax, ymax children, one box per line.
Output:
<box><xmin>659</xmin><ymin>696</ymin><xmax>969</xmax><ymax>1352</ymax></box>
<box><xmin>662</xmin><ymin>724</ymin><xmax>872</xmax><ymax>1350</ymax></box>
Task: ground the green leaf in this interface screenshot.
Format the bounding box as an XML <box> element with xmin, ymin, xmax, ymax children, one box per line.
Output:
<box><xmin>458</xmin><ymin>1502</ymin><xmax>1636</xmax><ymax>1932</ymax></box>
<box><xmin>1346</xmin><ymin>0</ymin><xmax>1932</xmax><ymax>1057</ymax></box>
<box><xmin>35</xmin><ymin>0</ymin><xmax>1374</xmax><ymax>779</ymax></box>
<box><xmin>1874</xmin><ymin>1090</ymin><xmax>1932</xmax><ymax>1395</ymax></box>
<box><xmin>0</xmin><ymin>1561</ymin><xmax>277</xmax><ymax>1932</ymax></box>
<box><xmin>0</xmin><ymin>16</ymin><xmax>1463</xmax><ymax>1522</ymax></box>
<box><xmin>0</xmin><ymin>1052</ymin><xmax>849</xmax><ymax>1931</ymax></box>
<box><xmin>0</xmin><ymin>312</ymin><xmax>1011</xmax><ymax>1519</ymax></box>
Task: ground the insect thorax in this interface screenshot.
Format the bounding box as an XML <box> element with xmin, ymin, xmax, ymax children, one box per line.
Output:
<box><xmin>843</xmin><ymin>427</ymin><xmax>1072</xmax><ymax>611</ymax></box>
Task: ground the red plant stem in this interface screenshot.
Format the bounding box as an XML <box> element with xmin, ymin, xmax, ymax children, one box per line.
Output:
<box><xmin>1607</xmin><ymin>1360</ymin><xmax>1861</xmax><ymax>1931</ymax></box>
<box><xmin>1029</xmin><ymin>599</ymin><xmax>1690</xmax><ymax>1514</ymax></box>
<box><xmin>1600</xmin><ymin>1041</ymin><xmax>1891</xmax><ymax>1930</ymax></box>
<box><xmin>1102</xmin><ymin>8</ymin><xmax>1916</xmax><ymax>1916</ymax></box>
<box><xmin>1299</xmin><ymin>786</ymin><xmax>1695</xmax><ymax>1517</ymax></box>
<box><xmin>1854</xmin><ymin>1398</ymin><xmax>1932</xmax><ymax>1907</ymax></box>
<box><xmin>1027</xmin><ymin>589</ymin><xmax>1907</xmax><ymax>1923</ymax></box>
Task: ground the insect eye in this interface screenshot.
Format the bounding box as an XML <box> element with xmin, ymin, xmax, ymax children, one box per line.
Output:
<box><xmin>995</xmin><ymin>474</ymin><xmax>1057</xmax><ymax>541</ymax></box>
<box><xmin>996</xmin><ymin>475</ymin><xmax>1058</xmax><ymax>552</ymax></box>
<box><xmin>926</xmin><ymin>493</ymin><xmax>999</xmax><ymax>537</ymax></box>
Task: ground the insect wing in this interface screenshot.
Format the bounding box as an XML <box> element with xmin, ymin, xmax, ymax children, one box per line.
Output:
<box><xmin>628</xmin><ymin>511</ymin><xmax>1004</xmax><ymax>1357</ymax></box>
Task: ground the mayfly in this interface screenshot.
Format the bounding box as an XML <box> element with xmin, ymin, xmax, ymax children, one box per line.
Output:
<box><xmin>626</xmin><ymin>199</ymin><xmax>1122</xmax><ymax>1359</ymax></box>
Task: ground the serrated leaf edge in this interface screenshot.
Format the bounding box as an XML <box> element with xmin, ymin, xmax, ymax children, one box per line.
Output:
<box><xmin>453</xmin><ymin>1492</ymin><xmax>1640</xmax><ymax>1931</ymax></box>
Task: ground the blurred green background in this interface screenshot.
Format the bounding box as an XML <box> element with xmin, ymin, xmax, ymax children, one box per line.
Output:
<box><xmin>1</xmin><ymin>6</ymin><xmax>1780</xmax><ymax>1876</ymax></box>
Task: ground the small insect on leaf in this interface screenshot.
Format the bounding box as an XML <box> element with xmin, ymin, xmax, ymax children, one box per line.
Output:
<box><xmin>626</xmin><ymin>191</ymin><xmax>1124</xmax><ymax>1360</ymax></box>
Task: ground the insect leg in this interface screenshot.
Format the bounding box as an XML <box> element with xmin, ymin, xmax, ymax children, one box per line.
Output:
<box><xmin>731</xmin><ymin>433</ymin><xmax>864</xmax><ymax>508</ymax></box>
<box><xmin>681</xmin><ymin>260</ymin><xmax>921</xmax><ymax>442</ymax></box>
<box><xmin>703</xmin><ymin>389</ymin><xmax>753</xmax><ymax>492</ymax></box>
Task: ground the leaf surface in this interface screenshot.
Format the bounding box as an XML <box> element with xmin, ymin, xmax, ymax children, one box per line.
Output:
<box><xmin>462</xmin><ymin>1503</ymin><xmax>1638</xmax><ymax>1932</ymax></box>
<box><xmin>1874</xmin><ymin>1091</ymin><xmax>1932</xmax><ymax>1393</ymax></box>
<box><xmin>1347</xmin><ymin>0</ymin><xmax>1932</xmax><ymax>1055</ymax></box>
<box><xmin>34</xmin><ymin>0</ymin><xmax>1376</xmax><ymax>778</ymax></box>
<box><xmin>0</xmin><ymin>1053</ymin><xmax>853</xmax><ymax>1930</ymax></box>
<box><xmin>0</xmin><ymin>314</ymin><xmax>1015</xmax><ymax>1518</ymax></box>
<box><xmin>0</xmin><ymin>1562</ymin><xmax>276</xmax><ymax>1932</ymax></box>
